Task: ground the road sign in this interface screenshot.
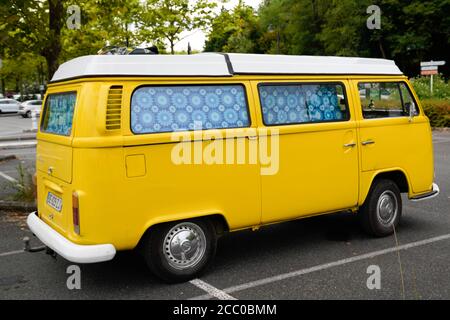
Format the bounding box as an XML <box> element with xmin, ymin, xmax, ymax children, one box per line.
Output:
<box><xmin>420</xmin><ymin>60</ymin><xmax>445</xmax><ymax>96</ymax></box>
<box><xmin>421</xmin><ymin>69</ymin><xmax>438</xmax><ymax>76</ymax></box>
<box><xmin>421</xmin><ymin>65</ymin><xmax>438</xmax><ymax>71</ymax></box>
<box><xmin>420</xmin><ymin>60</ymin><xmax>446</xmax><ymax>67</ymax></box>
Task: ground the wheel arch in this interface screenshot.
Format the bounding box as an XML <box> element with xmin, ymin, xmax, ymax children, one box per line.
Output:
<box><xmin>360</xmin><ymin>168</ymin><xmax>411</xmax><ymax>205</ymax></box>
<box><xmin>136</xmin><ymin>213</ymin><xmax>230</xmax><ymax>250</ymax></box>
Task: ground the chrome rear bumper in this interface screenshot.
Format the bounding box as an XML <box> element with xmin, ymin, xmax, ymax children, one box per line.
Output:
<box><xmin>27</xmin><ymin>212</ymin><xmax>116</xmax><ymax>263</ymax></box>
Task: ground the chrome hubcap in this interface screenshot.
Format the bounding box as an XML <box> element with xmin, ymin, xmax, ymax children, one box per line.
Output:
<box><xmin>376</xmin><ymin>190</ymin><xmax>398</xmax><ymax>226</ymax></box>
<box><xmin>163</xmin><ymin>222</ymin><xmax>206</xmax><ymax>270</ymax></box>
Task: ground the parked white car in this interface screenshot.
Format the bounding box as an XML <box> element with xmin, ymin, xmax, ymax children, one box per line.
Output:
<box><xmin>18</xmin><ymin>100</ymin><xmax>43</xmax><ymax>118</ymax></box>
<box><xmin>0</xmin><ymin>98</ymin><xmax>20</xmax><ymax>114</ymax></box>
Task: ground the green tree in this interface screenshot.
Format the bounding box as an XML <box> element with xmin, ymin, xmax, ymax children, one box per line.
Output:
<box><xmin>257</xmin><ymin>0</ymin><xmax>332</xmax><ymax>55</ymax></box>
<box><xmin>205</xmin><ymin>1</ymin><xmax>261</xmax><ymax>53</ymax></box>
<box><xmin>61</xmin><ymin>0</ymin><xmax>142</xmax><ymax>61</ymax></box>
<box><xmin>1</xmin><ymin>0</ymin><xmax>143</xmax><ymax>80</ymax></box>
<box><xmin>318</xmin><ymin>0</ymin><xmax>371</xmax><ymax>57</ymax></box>
<box><xmin>0</xmin><ymin>53</ymin><xmax>46</xmax><ymax>96</ymax></box>
<box><xmin>1</xmin><ymin>0</ymin><xmax>66</xmax><ymax>79</ymax></box>
<box><xmin>140</xmin><ymin>0</ymin><xmax>216</xmax><ymax>54</ymax></box>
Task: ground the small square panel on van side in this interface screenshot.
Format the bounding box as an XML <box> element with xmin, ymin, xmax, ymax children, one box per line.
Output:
<box><xmin>126</xmin><ymin>154</ymin><xmax>146</xmax><ymax>178</ymax></box>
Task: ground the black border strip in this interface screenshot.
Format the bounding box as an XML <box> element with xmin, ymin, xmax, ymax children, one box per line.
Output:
<box><xmin>49</xmin><ymin>73</ymin><xmax>234</xmax><ymax>84</ymax></box>
<box><xmin>49</xmin><ymin>73</ymin><xmax>404</xmax><ymax>84</ymax></box>
<box><xmin>221</xmin><ymin>53</ymin><xmax>235</xmax><ymax>75</ymax></box>
<box><xmin>236</xmin><ymin>72</ymin><xmax>403</xmax><ymax>76</ymax></box>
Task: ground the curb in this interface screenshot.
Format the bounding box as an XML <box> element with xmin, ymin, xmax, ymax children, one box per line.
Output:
<box><xmin>0</xmin><ymin>200</ymin><xmax>36</xmax><ymax>213</ymax></box>
<box><xmin>0</xmin><ymin>134</ymin><xmax>36</xmax><ymax>142</ymax></box>
<box><xmin>0</xmin><ymin>140</ymin><xmax>37</xmax><ymax>150</ymax></box>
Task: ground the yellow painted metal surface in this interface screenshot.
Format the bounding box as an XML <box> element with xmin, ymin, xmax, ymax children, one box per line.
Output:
<box><xmin>35</xmin><ymin>75</ymin><xmax>434</xmax><ymax>250</ymax></box>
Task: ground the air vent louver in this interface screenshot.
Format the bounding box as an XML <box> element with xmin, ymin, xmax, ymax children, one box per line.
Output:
<box><xmin>106</xmin><ymin>86</ymin><xmax>122</xmax><ymax>130</ymax></box>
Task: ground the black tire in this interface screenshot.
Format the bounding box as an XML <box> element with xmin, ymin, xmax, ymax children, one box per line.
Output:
<box><xmin>359</xmin><ymin>179</ymin><xmax>402</xmax><ymax>237</ymax></box>
<box><xmin>22</xmin><ymin>113</ymin><xmax>28</xmax><ymax>118</ymax></box>
<box><xmin>26</xmin><ymin>111</ymin><xmax>31</xmax><ymax>118</ymax></box>
<box><xmin>141</xmin><ymin>218</ymin><xmax>217</xmax><ymax>283</ymax></box>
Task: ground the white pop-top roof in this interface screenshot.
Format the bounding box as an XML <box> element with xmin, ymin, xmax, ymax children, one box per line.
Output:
<box><xmin>51</xmin><ymin>53</ymin><xmax>403</xmax><ymax>82</ymax></box>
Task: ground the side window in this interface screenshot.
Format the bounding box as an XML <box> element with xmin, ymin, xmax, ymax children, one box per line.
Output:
<box><xmin>131</xmin><ymin>84</ymin><xmax>250</xmax><ymax>134</ymax></box>
<box><xmin>358</xmin><ymin>82</ymin><xmax>418</xmax><ymax>119</ymax></box>
<box><xmin>399</xmin><ymin>83</ymin><xmax>419</xmax><ymax>116</ymax></box>
<box><xmin>259</xmin><ymin>83</ymin><xmax>348</xmax><ymax>126</ymax></box>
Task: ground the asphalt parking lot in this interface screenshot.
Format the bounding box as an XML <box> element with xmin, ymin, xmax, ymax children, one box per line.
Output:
<box><xmin>0</xmin><ymin>132</ymin><xmax>449</xmax><ymax>300</ymax></box>
<box><xmin>0</xmin><ymin>113</ymin><xmax>35</xmax><ymax>137</ymax></box>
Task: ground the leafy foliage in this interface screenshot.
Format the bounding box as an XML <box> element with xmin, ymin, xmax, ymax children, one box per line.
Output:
<box><xmin>410</xmin><ymin>75</ymin><xmax>450</xmax><ymax>100</ymax></box>
<box><xmin>205</xmin><ymin>1</ymin><xmax>261</xmax><ymax>53</ymax></box>
<box><xmin>140</xmin><ymin>0</ymin><xmax>216</xmax><ymax>54</ymax></box>
<box><xmin>205</xmin><ymin>0</ymin><xmax>450</xmax><ymax>77</ymax></box>
<box><xmin>421</xmin><ymin>100</ymin><xmax>450</xmax><ymax>128</ymax></box>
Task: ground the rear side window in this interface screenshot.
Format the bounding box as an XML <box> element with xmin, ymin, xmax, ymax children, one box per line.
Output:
<box><xmin>131</xmin><ymin>84</ymin><xmax>250</xmax><ymax>134</ymax></box>
<box><xmin>258</xmin><ymin>83</ymin><xmax>348</xmax><ymax>126</ymax></box>
<box><xmin>41</xmin><ymin>92</ymin><xmax>76</xmax><ymax>136</ymax></box>
<box><xmin>358</xmin><ymin>82</ymin><xmax>419</xmax><ymax>119</ymax></box>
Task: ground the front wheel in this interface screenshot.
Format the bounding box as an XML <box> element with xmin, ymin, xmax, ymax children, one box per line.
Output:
<box><xmin>359</xmin><ymin>179</ymin><xmax>402</xmax><ymax>237</ymax></box>
<box><xmin>141</xmin><ymin>219</ymin><xmax>217</xmax><ymax>283</ymax></box>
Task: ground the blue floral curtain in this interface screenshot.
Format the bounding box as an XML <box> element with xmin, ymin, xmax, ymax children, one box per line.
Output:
<box><xmin>131</xmin><ymin>85</ymin><xmax>250</xmax><ymax>134</ymax></box>
<box><xmin>259</xmin><ymin>84</ymin><xmax>346</xmax><ymax>125</ymax></box>
<box><xmin>42</xmin><ymin>93</ymin><xmax>77</xmax><ymax>136</ymax></box>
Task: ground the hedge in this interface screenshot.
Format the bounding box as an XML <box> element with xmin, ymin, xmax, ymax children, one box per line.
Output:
<box><xmin>420</xmin><ymin>99</ymin><xmax>450</xmax><ymax>128</ymax></box>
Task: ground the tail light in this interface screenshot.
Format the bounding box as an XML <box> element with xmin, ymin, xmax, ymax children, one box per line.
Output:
<box><xmin>72</xmin><ymin>192</ymin><xmax>80</xmax><ymax>234</ymax></box>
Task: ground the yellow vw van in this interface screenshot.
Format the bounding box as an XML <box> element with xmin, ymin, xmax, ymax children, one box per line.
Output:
<box><xmin>27</xmin><ymin>53</ymin><xmax>439</xmax><ymax>282</ymax></box>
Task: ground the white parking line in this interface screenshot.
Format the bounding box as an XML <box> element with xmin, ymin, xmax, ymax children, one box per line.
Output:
<box><xmin>190</xmin><ymin>278</ymin><xmax>237</xmax><ymax>300</ymax></box>
<box><xmin>0</xmin><ymin>249</ymin><xmax>24</xmax><ymax>257</ymax></box>
<box><xmin>190</xmin><ymin>233</ymin><xmax>450</xmax><ymax>300</ymax></box>
<box><xmin>0</xmin><ymin>171</ymin><xmax>17</xmax><ymax>182</ymax></box>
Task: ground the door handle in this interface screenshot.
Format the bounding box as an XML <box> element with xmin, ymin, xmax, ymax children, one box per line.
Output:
<box><xmin>343</xmin><ymin>142</ymin><xmax>356</xmax><ymax>148</ymax></box>
<box><xmin>361</xmin><ymin>139</ymin><xmax>375</xmax><ymax>145</ymax></box>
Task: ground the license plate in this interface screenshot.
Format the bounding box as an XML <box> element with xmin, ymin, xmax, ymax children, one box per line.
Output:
<box><xmin>46</xmin><ymin>192</ymin><xmax>62</xmax><ymax>212</ymax></box>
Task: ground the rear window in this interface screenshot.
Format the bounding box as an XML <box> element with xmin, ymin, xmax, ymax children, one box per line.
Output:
<box><xmin>41</xmin><ymin>92</ymin><xmax>76</xmax><ymax>136</ymax></box>
<box><xmin>131</xmin><ymin>84</ymin><xmax>250</xmax><ymax>134</ymax></box>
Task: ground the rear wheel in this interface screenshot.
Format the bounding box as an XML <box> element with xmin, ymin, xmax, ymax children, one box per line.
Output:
<box><xmin>359</xmin><ymin>179</ymin><xmax>402</xmax><ymax>237</ymax></box>
<box><xmin>141</xmin><ymin>219</ymin><xmax>217</xmax><ymax>283</ymax></box>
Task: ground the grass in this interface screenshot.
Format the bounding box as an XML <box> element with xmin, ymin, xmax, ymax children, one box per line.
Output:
<box><xmin>9</xmin><ymin>163</ymin><xmax>36</xmax><ymax>203</ymax></box>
